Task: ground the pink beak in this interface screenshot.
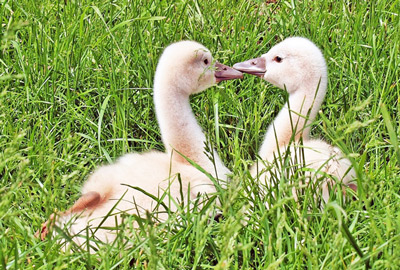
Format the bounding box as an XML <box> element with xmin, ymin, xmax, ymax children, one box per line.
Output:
<box><xmin>233</xmin><ymin>57</ymin><xmax>266</xmax><ymax>78</ymax></box>
<box><xmin>214</xmin><ymin>62</ymin><xmax>244</xmax><ymax>83</ymax></box>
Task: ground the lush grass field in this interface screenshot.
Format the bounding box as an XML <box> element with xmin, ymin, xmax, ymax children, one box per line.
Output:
<box><xmin>1</xmin><ymin>0</ymin><xmax>399</xmax><ymax>269</ymax></box>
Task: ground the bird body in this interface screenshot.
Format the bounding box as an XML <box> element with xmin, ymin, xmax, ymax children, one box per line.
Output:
<box><xmin>36</xmin><ymin>41</ymin><xmax>242</xmax><ymax>248</ymax></box>
<box><xmin>234</xmin><ymin>37</ymin><xmax>356</xmax><ymax>203</ymax></box>
<box><xmin>55</xmin><ymin>151</ymin><xmax>215</xmax><ymax>246</ymax></box>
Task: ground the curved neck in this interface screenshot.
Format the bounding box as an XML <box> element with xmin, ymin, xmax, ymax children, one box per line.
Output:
<box><xmin>257</xmin><ymin>80</ymin><xmax>326</xmax><ymax>161</ymax></box>
<box><xmin>153</xmin><ymin>82</ymin><xmax>227</xmax><ymax>177</ymax></box>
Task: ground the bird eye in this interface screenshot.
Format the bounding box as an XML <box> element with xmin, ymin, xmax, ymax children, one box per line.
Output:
<box><xmin>203</xmin><ymin>58</ymin><xmax>209</xmax><ymax>65</ymax></box>
<box><xmin>274</xmin><ymin>56</ymin><xmax>282</xmax><ymax>63</ymax></box>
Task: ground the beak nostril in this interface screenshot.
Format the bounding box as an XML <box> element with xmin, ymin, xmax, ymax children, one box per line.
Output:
<box><xmin>251</xmin><ymin>61</ymin><xmax>256</xmax><ymax>65</ymax></box>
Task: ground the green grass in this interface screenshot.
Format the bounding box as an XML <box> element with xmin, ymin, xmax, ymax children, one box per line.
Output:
<box><xmin>1</xmin><ymin>0</ymin><xmax>400</xmax><ymax>269</ymax></box>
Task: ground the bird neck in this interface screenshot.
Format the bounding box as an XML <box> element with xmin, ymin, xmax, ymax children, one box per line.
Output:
<box><xmin>153</xmin><ymin>84</ymin><xmax>212</xmax><ymax>167</ymax></box>
<box><xmin>257</xmin><ymin>79</ymin><xmax>326</xmax><ymax>161</ymax></box>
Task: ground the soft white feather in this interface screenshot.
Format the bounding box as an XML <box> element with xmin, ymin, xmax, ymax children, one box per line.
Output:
<box><xmin>37</xmin><ymin>41</ymin><xmax>240</xmax><ymax>250</ymax></box>
<box><xmin>234</xmin><ymin>37</ymin><xmax>357</xmax><ymax>204</ymax></box>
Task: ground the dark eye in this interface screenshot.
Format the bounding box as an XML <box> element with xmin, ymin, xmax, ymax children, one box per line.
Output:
<box><xmin>203</xmin><ymin>58</ymin><xmax>209</xmax><ymax>65</ymax></box>
<box><xmin>274</xmin><ymin>56</ymin><xmax>282</xmax><ymax>63</ymax></box>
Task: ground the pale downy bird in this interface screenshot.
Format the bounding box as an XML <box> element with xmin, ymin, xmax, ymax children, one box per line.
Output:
<box><xmin>233</xmin><ymin>37</ymin><xmax>357</xmax><ymax>204</ymax></box>
<box><xmin>36</xmin><ymin>41</ymin><xmax>243</xmax><ymax>249</ymax></box>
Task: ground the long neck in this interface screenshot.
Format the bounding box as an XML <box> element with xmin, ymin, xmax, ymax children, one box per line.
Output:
<box><xmin>257</xmin><ymin>80</ymin><xmax>326</xmax><ymax>161</ymax></box>
<box><xmin>153</xmin><ymin>81</ymin><xmax>228</xmax><ymax>179</ymax></box>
